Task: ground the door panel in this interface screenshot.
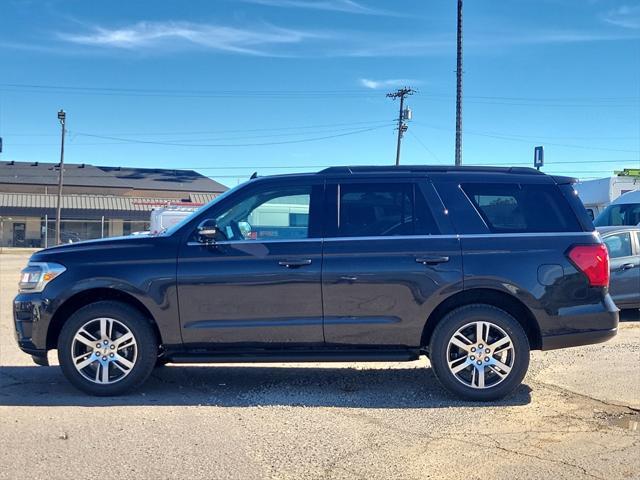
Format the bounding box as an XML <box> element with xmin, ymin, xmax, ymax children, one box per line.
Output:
<box><xmin>176</xmin><ymin>181</ymin><xmax>325</xmax><ymax>347</ymax></box>
<box><xmin>322</xmin><ymin>236</ymin><xmax>463</xmax><ymax>346</ymax></box>
<box><xmin>321</xmin><ymin>179</ymin><xmax>462</xmax><ymax>347</ymax></box>
<box><xmin>178</xmin><ymin>240</ymin><xmax>323</xmax><ymax>346</ymax></box>
<box><xmin>603</xmin><ymin>232</ymin><xmax>640</xmax><ymax>307</ymax></box>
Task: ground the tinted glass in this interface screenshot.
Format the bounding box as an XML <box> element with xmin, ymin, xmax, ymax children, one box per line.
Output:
<box><xmin>213</xmin><ymin>186</ymin><xmax>311</xmax><ymax>241</ymax></box>
<box><xmin>603</xmin><ymin>232</ymin><xmax>633</xmax><ymax>258</ymax></box>
<box><xmin>336</xmin><ymin>183</ymin><xmax>438</xmax><ymax>237</ymax></box>
<box><xmin>594</xmin><ymin>203</ymin><xmax>640</xmax><ymax>227</ymax></box>
<box><xmin>462</xmin><ymin>183</ymin><xmax>581</xmax><ymax>233</ymax></box>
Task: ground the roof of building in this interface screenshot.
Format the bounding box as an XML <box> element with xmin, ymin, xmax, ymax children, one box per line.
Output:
<box><xmin>0</xmin><ymin>192</ymin><xmax>217</xmax><ymax>212</ymax></box>
<box><xmin>0</xmin><ymin>161</ymin><xmax>226</xmax><ymax>193</ymax></box>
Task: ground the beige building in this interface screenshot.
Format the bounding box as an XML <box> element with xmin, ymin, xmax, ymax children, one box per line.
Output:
<box><xmin>0</xmin><ymin>161</ymin><xmax>226</xmax><ymax>247</ymax></box>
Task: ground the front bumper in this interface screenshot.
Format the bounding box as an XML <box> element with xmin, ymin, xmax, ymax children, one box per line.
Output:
<box><xmin>13</xmin><ymin>293</ymin><xmax>50</xmax><ymax>357</ymax></box>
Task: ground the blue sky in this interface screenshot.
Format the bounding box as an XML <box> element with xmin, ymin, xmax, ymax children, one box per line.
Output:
<box><xmin>0</xmin><ymin>0</ymin><xmax>638</xmax><ymax>186</ymax></box>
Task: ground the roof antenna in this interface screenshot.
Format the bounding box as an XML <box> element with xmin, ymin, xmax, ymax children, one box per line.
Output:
<box><xmin>250</xmin><ymin>171</ymin><xmax>258</xmax><ymax>180</ymax></box>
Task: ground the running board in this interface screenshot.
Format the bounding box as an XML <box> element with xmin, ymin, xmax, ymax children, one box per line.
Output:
<box><xmin>166</xmin><ymin>349</ymin><xmax>420</xmax><ymax>364</ymax></box>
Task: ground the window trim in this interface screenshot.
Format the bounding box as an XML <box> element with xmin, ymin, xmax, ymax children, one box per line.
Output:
<box><xmin>324</xmin><ymin>179</ymin><xmax>442</xmax><ymax>239</ymax></box>
<box><xmin>178</xmin><ymin>179</ymin><xmax>324</xmax><ymax>245</ymax></box>
<box><xmin>460</xmin><ymin>182</ymin><xmax>581</xmax><ymax>234</ymax></box>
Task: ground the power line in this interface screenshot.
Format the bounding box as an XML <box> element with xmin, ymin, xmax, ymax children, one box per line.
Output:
<box><xmin>413</xmin><ymin>122</ymin><xmax>640</xmax><ymax>153</ymax></box>
<box><xmin>72</xmin><ymin>124</ymin><xmax>391</xmax><ymax>147</ymax></box>
<box><xmin>0</xmin><ymin>83</ymin><xmax>381</xmax><ymax>99</ymax></box>
<box><xmin>1</xmin><ymin>83</ymin><xmax>637</xmax><ymax>106</ymax></box>
<box><xmin>407</xmin><ymin>130</ymin><xmax>441</xmax><ymax>163</ymax></box>
<box><xmin>4</xmin><ymin>119</ymin><xmax>394</xmax><ymax>137</ymax></box>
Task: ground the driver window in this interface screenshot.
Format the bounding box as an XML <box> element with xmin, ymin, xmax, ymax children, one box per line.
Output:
<box><xmin>215</xmin><ymin>186</ymin><xmax>311</xmax><ymax>241</ymax></box>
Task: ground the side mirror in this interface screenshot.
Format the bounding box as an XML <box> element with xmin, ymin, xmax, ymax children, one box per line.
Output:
<box><xmin>197</xmin><ymin>220</ymin><xmax>220</xmax><ymax>244</ymax></box>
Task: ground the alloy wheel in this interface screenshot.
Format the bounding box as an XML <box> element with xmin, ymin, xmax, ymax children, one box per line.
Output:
<box><xmin>70</xmin><ymin>317</ymin><xmax>138</xmax><ymax>385</ymax></box>
<box><xmin>446</xmin><ymin>320</ymin><xmax>515</xmax><ymax>389</ymax></box>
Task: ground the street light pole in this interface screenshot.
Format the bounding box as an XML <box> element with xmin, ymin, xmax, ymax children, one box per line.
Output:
<box><xmin>55</xmin><ymin>110</ymin><xmax>66</xmax><ymax>246</ymax></box>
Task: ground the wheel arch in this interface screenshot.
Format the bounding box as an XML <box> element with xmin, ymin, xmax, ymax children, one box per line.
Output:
<box><xmin>421</xmin><ymin>288</ymin><xmax>542</xmax><ymax>351</ymax></box>
<box><xmin>47</xmin><ymin>288</ymin><xmax>162</xmax><ymax>350</ymax></box>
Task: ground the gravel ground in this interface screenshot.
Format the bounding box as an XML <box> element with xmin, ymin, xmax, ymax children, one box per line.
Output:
<box><xmin>1</xmin><ymin>252</ymin><xmax>639</xmax><ymax>480</ymax></box>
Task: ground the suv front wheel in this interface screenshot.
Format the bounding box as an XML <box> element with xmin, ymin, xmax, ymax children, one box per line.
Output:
<box><xmin>58</xmin><ymin>301</ymin><xmax>157</xmax><ymax>396</ymax></box>
<box><xmin>429</xmin><ymin>304</ymin><xmax>530</xmax><ymax>401</ymax></box>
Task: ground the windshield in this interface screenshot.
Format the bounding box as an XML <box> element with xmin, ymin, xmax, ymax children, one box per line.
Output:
<box><xmin>594</xmin><ymin>203</ymin><xmax>640</xmax><ymax>227</ymax></box>
<box><xmin>160</xmin><ymin>181</ymin><xmax>248</xmax><ymax>236</ymax></box>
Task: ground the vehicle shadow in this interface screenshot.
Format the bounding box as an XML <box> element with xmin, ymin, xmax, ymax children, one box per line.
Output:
<box><xmin>620</xmin><ymin>309</ymin><xmax>640</xmax><ymax>322</ymax></box>
<box><xmin>0</xmin><ymin>364</ymin><xmax>532</xmax><ymax>408</ymax></box>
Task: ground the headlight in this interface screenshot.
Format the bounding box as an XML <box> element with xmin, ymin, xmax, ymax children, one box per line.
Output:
<box><xmin>19</xmin><ymin>262</ymin><xmax>66</xmax><ymax>293</ymax></box>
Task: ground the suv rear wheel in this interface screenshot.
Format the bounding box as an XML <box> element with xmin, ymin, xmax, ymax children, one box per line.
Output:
<box><xmin>58</xmin><ymin>301</ymin><xmax>157</xmax><ymax>396</ymax></box>
<box><xmin>429</xmin><ymin>304</ymin><xmax>530</xmax><ymax>401</ymax></box>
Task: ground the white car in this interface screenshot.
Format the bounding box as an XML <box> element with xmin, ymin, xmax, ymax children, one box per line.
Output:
<box><xmin>595</xmin><ymin>190</ymin><xmax>640</xmax><ymax>227</ymax></box>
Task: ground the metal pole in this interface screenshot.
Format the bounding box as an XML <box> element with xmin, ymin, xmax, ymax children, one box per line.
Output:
<box><xmin>395</xmin><ymin>94</ymin><xmax>405</xmax><ymax>166</ymax></box>
<box><xmin>55</xmin><ymin>110</ymin><xmax>66</xmax><ymax>245</ymax></box>
<box><xmin>101</xmin><ymin>216</ymin><xmax>105</xmax><ymax>238</ymax></box>
<box><xmin>44</xmin><ymin>214</ymin><xmax>48</xmax><ymax>248</ymax></box>
<box><xmin>454</xmin><ymin>0</ymin><xmax>463</xmax><ymax>166</ymax></box>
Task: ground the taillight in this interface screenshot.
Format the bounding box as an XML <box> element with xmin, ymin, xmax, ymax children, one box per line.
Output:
<box><xmin>567</xmin><ymin>244</ymin><xmax>610</xmax><ymax>287</ymax></box>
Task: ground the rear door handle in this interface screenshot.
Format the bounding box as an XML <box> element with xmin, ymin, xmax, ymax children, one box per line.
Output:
<box><xmin>278</xmin><ymin>259</ymin><xmax>312</xmax><ymax>268</ymax></box>
<box><xmin>415</xmin><ymin>256</ymin><xmax>450</xmax><ymax>265</ymax></box>
<box><xmin>620</xmin><ymin>263</ymin><xmax>635</xmax><ymax>271</ymax></box>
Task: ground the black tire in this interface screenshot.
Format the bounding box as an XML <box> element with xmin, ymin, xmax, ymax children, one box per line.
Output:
<box><xmin>155</xmin><ymin>356</ymin><xmax>170</xmax><ymax>368</ymax></box>
<box><xmin>57</xmin><ymin>301</ymin><xmax>158</xmax><ymax>396</ymax></box>
<box><xmin>429</xmin><ymin>304</ymin><xmax>530</xmax><ymax>402</ymax></box>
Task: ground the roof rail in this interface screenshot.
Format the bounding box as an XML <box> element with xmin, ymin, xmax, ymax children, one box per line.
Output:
<box><xmin>318</xmin><ymin>165</ymin><xmax>543</xmax><ymax>175</ymax></box>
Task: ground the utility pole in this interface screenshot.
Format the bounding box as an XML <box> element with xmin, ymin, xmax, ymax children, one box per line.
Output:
<box><xmin>454</xmin><ymin>0</ymin><xmax>463</xmax><ymax>166</ymax></box>
<box><xmin>387</xmin><ymin>87</ymin><xmax>415</xmax><ymax>166</ymax></box>
<box><xmin>55</xmin><ymin>110</ymin><xmax>66</xmax><ymax>245</ymax></box>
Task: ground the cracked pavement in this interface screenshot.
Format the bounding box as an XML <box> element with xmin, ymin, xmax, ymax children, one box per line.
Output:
<box><xmin>1</xmin><ymin>252</ymin><xmax>639</xmax><ymax>480</ymax></box>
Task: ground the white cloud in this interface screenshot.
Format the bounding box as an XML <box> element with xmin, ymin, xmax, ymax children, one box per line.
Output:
<box><xmin>359</xmin><ymin>78</ymin><xmax>422</xmax><ymax>90</ymax></box>
<box><xmin>51</xmin><ymin>20</ymin><xmax>640</xmax><ymax>58</ymax></box>
<box><xmin>238</xmin><ymin>0</ymin><xmax>395</xmax><ymax>16</ymax></box>
<box><xmin>58</xmin><ymin>21</ymin><xmax>324</xmax><ymax>56</ymax></box>
<box><xmin>603</xmin><ymin>5</ymin><xmax>640</xmax><ymax>29</ymax></box>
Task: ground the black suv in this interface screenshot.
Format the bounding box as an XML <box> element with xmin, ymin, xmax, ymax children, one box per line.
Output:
<box><xmin>14</xmin><ymin>166</ymin><xmax>618</xmax><ymax>400</ymax></box>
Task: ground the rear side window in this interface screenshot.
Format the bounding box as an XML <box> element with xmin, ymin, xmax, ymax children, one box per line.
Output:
<box><xmin>461</xmin><ymin>183</ymin><xmax>581</xmax><ymax>233</ymax></box>
<box><xmin>603</xmin><ymin>232</ymin><xmax>633</xmax><ymax>258</ymax></box>
<box><xmin>334</xmin><ymin>183</ymin><xmax>438</xmax><ymax>237</ymax></box>
<box><xmin>594</xmin><ymin>203</ymin><xmax>640</xmax><ymax>227</ymax></box>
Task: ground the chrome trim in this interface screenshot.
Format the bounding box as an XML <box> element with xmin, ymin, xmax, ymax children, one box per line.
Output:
<box><xmin>459</xmin><ymin>231</ymin><xmax>598</xmax><ymax>239</ymax></box>
<box><xmin>323</xmin><ymin>232</ymin><xmax>597</xmax><ymax>242</ymax></box>
<box><xmin>185</xmin><ymin>231</ymin><xmax>597</xmax><ymax>246</ymax></box>
<box><xmin>186</xmin><ymin>238</ymin><xmax>321</xmax><ymax>246</ymax></box>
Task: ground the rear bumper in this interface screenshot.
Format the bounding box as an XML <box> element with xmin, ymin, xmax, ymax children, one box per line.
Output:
<box><xmin>541</xmin><ymin>327</ymin><xmax>617</xmax><ymax>350</ymax></box>
<box><xmin>539</xmin><ymin>293</ymin><xmax>619</xmax><ymax>350</ymax></box>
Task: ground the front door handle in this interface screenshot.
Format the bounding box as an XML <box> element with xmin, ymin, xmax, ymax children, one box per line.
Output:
<box><xmin>416</xmin><ymin>256</ymin><xmax>450</xmax><ymax>265</ymax></box>
<box><xmin>620</xmin><ymin>263</ymin><xmax>635</xmax><ymax>271</ymax></box>
<box><xmin>278</xmin><ymin>259</ymin><xmax>312</xmax><ymax>268</ymax></box>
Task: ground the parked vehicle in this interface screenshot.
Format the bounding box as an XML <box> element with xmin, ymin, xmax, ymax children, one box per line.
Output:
<box><xmin>150</xmin><ymin>205</ymin><xmax>200</xmax><ymax>234</ymax></box>
<box><xmin>576</xmin><ymin>176</ymin><xmax>639</xmax><ymax>220</ymax></box>
<box><xmin>14</xmin><ymin>166</ymin><xmax>618</xmax><ymax>401</ymax></box>
<box><xmin>597</xmin><ymin>226</ymin><xmax>640</xmax><ymax>310</ymax></box>
<box><xmin>594</xmin><ymin>190</ymin><xmax>640</xmax><ymax>227</ymax></box>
